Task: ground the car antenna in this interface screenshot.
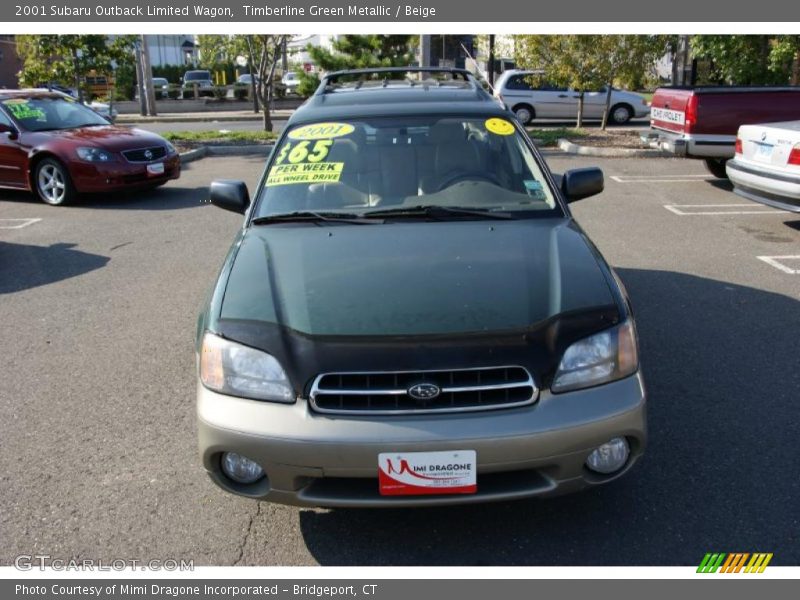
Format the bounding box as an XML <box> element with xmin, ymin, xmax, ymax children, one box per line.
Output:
<box><xmin>460</xmin><ymin>42</ymin><xmax>496</xmax><ymax>95</ymax></box>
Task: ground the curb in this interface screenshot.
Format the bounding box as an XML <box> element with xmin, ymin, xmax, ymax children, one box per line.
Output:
<box><xmin>179</xmin><ymin>144</ymin><xmax>273</xmax><ymax>164</ymax></box>
<box><xmin>557</xmin><ymin>138</ymin><xmax>668</xmax><ymax>158</ymax></box>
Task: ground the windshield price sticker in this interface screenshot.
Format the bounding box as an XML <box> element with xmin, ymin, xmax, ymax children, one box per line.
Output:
<box><xmin>3</xmin><ymin>100</ymin><xmax>46</xmax><ymax>121</ymax></box>
<box><xmin>288</xmin><ymin>122</ymin><xmax>355</xmax><ymax>141</ymax></box>
<box><xmin>275</xmin><ymin>139</ymin><xmax>333</xmax><ymax>164</ymax></box>
<box><xmin>378</xmin><ymin>450</ymin><xmax>477</xmax><ymax>496</ymax></box>
<box><xmin>267</xmin><ymin>162</ymin><xmax>344</xmax><ymax>186</ymax></box>
<box><xmin>485</xmin><ymin>117</ymin><xmax>515</xmax><ymax>136</ymax></box>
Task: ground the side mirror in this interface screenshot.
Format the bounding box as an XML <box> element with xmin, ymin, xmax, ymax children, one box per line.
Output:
<box><xmin>0</xmin><ymin>123</ymin><xmax>18</xmax><ymax>140</ymax></box>
<box><xmin>209</xmin><ymin>180</ymin><xmax>250</xmax><ymax>214</ymax></box>
<box><xmin>561</xmin><ymin>167</ymin><xmax>604</xmax><ymax>202</ymax></box>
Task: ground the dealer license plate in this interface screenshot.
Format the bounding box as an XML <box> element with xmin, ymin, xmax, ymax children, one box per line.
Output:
<box><xmin>147</xmin><ymin>162</ymin><xmax>165</xmax><ymax>176</ymax></box>
<box><xmin>378</xmin><ymin>450</ymin><xmax>477</xmax><ymax>496</ymax></box>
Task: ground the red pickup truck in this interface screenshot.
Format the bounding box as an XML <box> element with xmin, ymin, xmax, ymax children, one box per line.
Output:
<box><xmin>647</xmin><ymin>86</ymin><xmax>800</xmax><ymax>177</ymax></box>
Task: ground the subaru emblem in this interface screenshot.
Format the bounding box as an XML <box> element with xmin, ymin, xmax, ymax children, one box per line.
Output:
<box><xmin>407</xmin><ymin>383</ymin><xmax>441</xmax><ymax>402</ymax></box>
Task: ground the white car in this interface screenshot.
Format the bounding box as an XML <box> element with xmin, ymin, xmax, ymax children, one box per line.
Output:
<box><xmin>727</xmin><ymin>121</ymin><xmax>800</xmax><ymax>212</ymax></box>
<box><xmin>494</xmin><ymin>69</ymin><xmax>650</xmax><ymax>125</ymax></box>
<box><xmin>282</xmin><ymin>71</ymin><xmax>299</xmax><ymax>94</ymax></box>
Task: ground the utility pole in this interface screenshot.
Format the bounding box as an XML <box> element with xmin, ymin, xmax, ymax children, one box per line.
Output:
<box><xmin>419</xmin><ymin>35</ymin><xmax>431</xmax><ymax>67</ymax></box>
<box><xmin>140</xmin><ymin>34</ymin><xmax>157</xmax><ymax>116</ymax></box>
<box><xmin>135</xmin><ymin>39</ymin><xmax>146</xmax><ymax>117</ymax></box>
<box><xmin>488</xmin><ymin>34</ymin><xmax>496</xmax><ymax>86</ymax></box>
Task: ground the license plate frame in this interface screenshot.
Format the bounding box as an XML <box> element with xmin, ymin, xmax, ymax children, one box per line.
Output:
<box><xmin>378</xmin><ymin>450</ymin><xmax>477</xmax><ymax>496</ymax></box>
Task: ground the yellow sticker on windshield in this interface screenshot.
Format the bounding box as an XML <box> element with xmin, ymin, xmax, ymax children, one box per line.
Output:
<box><xmin>288</xmin><ymin>122</ymin><xmax>354</xmax><ymax>141</ymax></box>
<box><xmin>267</xmin><ymin>162</ymin><xmax>344</xmax><ymax>186</ymax></box>
<box><xmin>485</xmin><ymin>117</ymin><xmax>515</xmax><ymax>136</ymax></box>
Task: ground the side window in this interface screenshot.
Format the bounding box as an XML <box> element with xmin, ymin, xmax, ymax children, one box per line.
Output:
<box><xmin>0</xmin><ymin>108</ymin><xmax>13</xmax><ymax>128</ymax></box>
<box><xmin>506</xmin><ymin>75</ymin><xmax>533</xmax><ymax>91</ymax></box>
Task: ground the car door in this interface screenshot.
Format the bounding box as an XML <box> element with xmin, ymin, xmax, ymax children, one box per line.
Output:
<box><xmin>0</xmin><ymin>109</ymin><xmax>28</xmax><ymax>189</ymax></box>
<box><xmin>535</xmin><ymin>82</ymin><xmax>574</xmax><ymax>118</ymax></box>
<box><xmin>580</xmin><ymin>87</ymin><xmax>608</xmax><ymax>119</ymax></box>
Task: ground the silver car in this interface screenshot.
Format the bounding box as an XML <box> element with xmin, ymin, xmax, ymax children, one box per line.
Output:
<box><xmin>495</xmin><ymin>69</ymin><xmax>651</xmax><ymax>125</ymax></box>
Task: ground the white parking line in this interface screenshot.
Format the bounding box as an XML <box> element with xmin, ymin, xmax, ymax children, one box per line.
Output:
<box><xmin>611</xmin><ymin>175</ymin><xmax>717</xmax><ymax>183</ymax></box>
<box><xmin>664</xmin><ymin>203</ymin><xmax>790</xmax><ymax>216</ymax></box>
<box><xmin>0</xmin><ymin>218</ymin><xmax>42</xmax><ymax>229</ymax></box>
<box><xmin>757</xmin><ymin>256</ymin><xmax>800</xmax><ymax>274</ymax></box>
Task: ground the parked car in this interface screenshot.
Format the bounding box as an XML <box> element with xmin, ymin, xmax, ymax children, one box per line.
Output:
<box><xmin>236</xmin><ymin>74</ymin><xmax>258</xmax><ymax>86</ymax></box>
<box><xmin>196</xmin><ymin>67</ymin><xmax>646</xmax><ymax>508</ymax></box>
<box><xmin>726</xmin><ymin>120</ymin><xmax>800</xmax><ymax>212</ymax></box>
<box><xmin>281</xmin><ymin>71</ymin><xmax>299</xmax><ymax>94</ymax></box>
<box><xmin>181</xmin><ymin>70</ymin><xmax>214</xmax><ymax>98</ymax></box>
<box><xmin>494</xmin><ymin>69</ymin><xmax>650</xmax><ymax>125</ymax></box>
<box><xmin>0</xmin><ymin>91</ymin><xmax>180</xmax><ymax>205</ymax></box>
<box><xmin>647</xmin><ymin>86</ymin><xmax>800</xmax><ymax>178</ymax></box>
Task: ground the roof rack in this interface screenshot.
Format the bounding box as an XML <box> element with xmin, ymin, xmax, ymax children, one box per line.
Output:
<box><xmin>315</xmin><ymin>67</ymin><xmax>479</xmax><ymax>95</ymax></box>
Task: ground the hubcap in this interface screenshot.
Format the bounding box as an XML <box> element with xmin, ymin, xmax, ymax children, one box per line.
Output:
<box><xmin>38</xmin><ymin>164</ymin><xmax>66</xmax><ymax>204</ymax></box>
<box><xmin>613</xmin><ymin>107</ymin><xmax>629</xmax><ymax>123</ymax></box>
<box><xmin>516</xmin><ymin>108</ymin><xmax>532</xmax><ymax>123</ymax></box>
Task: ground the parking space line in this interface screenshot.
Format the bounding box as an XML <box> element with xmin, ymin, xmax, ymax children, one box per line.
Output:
<box><xmin>757</xmin><ymin>255</ymin><xmax>800</xmax><ymax>274</ymax></box>
<box><xmin>0</xmin><ymin>218</ymin><xmax>42</xmax><ymax>229</ymax></box>
<box><xmin>611</xmin><ymin>175</ymin><xmax>717</xmax><ymax>183</ymax></box>
<box><xmin>664</xmin><ymin>203</ymin><xmax>789</xmax><ymax>216</ymax></box>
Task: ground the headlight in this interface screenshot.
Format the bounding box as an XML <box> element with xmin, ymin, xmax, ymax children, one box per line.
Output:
<box><xmin>76</xmin><ymin>147</ymin><xmax>113</xmax><ymax>162</ymax></box>
<box><xmin>199</xmin><ymin>332</ymin><xmax>294</xmax><ymax>402</ymax></box>
<box><xmin>551</xmin><ymin>321</ymin><xmax>638</xmax><ymax>393</ymax></box>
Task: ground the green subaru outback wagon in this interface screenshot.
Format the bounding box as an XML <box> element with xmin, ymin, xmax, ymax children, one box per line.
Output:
<box><xmin>196</xmin><ymin>68</ymin><xmax>646</xmax><ymax>507</ymax></box>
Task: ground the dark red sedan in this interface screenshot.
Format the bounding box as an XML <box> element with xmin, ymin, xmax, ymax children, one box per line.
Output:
<box><xmin>0</xmin><ymin>91</ymin><xmax>180</xmax><ymax>205</ymax></box>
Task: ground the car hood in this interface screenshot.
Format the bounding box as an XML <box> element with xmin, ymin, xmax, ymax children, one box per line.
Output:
<box><xmin>219</xmin><ymin>218</ymin><xmax>618</xmax><ymax>337</ymax></box>
<box><xmin>30</xmin><ymin>126</ymin><xmax>167</xmax><ymax>152</ymax></box>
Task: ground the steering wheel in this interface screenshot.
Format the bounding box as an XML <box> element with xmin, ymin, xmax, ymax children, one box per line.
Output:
<box><xmin>436</xmin><ymin>172</ymin><xmax>502</xmax><ymax>192</ymax></box>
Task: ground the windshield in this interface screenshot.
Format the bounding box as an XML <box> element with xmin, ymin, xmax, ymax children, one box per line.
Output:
<box><xmin>1</xmin><ymin>96</ymin><xmax>108</xmax><ymax>131</ymax></box>
<box><xmin>185</xmin><ymin>71</ymin><xmax>210</xmax><ymax>81</ymax></box>
<box><xmin>255</xmin><ymin>116</ymin><xmax>560</xmax><ymax>219</ymax></box>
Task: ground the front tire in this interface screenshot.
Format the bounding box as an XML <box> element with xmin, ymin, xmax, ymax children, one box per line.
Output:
<box><xmin>513</xmin><ymin>104</ymin><xmax>534</xmax><ymax>125</ymax></box>
<box><xmin>34</xmin><ymin>158</ymin><xmax>76</xmax><ymax>206</ymax></box>
<box><xmin>703</xmin><ymin>158</ymin><xmax>729</xmax><ymax>179</ymax></box>
<box><xmin>609</xmin><ymin>104</ymin><xmax>633</xmax><ymax>125</ymax></box>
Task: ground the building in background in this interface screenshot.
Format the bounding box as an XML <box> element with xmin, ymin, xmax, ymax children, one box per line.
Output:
<box><xmin>144</xmin><ymin>35</ymin><xmax>198</xmax><ymax>67</ymax></box>
<box><xmin>0</xmin><ymin>35</ymin><xmax>22</xmax><ymax>88</ymax></box>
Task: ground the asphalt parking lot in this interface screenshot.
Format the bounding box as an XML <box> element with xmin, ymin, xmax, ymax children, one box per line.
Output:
<box><xmin>1</xmin><ymin>153</ymin><xmax>798</xmax><ymax>566</ymax></box>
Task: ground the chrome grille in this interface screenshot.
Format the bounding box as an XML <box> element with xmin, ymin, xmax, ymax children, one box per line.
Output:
<box><xmin>122</xmin><ymin>146</ymin><xmax>167</xmax><ymax>163</ymax></box>
<box><xmin>309</xmin><ymin>366</ymin><xmax>537</xmax><ymax>415</ymax></box>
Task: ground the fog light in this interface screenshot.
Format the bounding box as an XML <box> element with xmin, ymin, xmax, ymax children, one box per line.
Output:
<box><xmin>221</xmin><ymin>452</ymin><xmax>264</xmax><ymax>484</ymax></box>
<box><xmin>586</xmin><ymin>437</ymin><xmax>629</xmax><ymax>474</ymax></box>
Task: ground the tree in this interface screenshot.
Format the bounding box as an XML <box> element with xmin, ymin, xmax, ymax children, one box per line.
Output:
<box><xmin>691</xmin><ymin>35</ymin><xmax>800</xmax><ymax>85</ymax></box>
<box><xmin>593</xmin><ymin>36</ymin><xmax>672</xmax><ymax>129</ymax></box>
<box><xmin>16</xmin><ymin>35</ymin><xmax>135</xmax><ymax>103</ymax></box>
<box><xmin>515</xmin><ymin>35</ymin><xmax>607</xmax><ymax>127</ymax></box>
<box><xmin>296</xmin><ymin>35</ymin><xmax>415</xmax><ymax>97</ymax></box>
<box><xmin>197</xmin><ymin>35</ymin><xmax>289</xmax><ymax>131</ymax></box>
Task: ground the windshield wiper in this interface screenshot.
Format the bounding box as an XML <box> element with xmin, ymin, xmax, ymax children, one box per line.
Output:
<box><xmin>251</xmin><ymin>211</ymin><xmax>381</xmax><ymax>225</ymax></box>
<box><xmin>363</xmin><ymin>205</ymin><xmax>516</xmax><ymax>220</ymax></box>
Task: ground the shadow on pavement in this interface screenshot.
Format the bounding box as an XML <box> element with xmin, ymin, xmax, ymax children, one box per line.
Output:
<box><xmin>294</xmin><ymin>268</ymin><xmax>799</xmax><ymax>566</ymax></box>
<box><xmin>0</xmin><ymin>241</ymin><xmax>109</xmax><ymax>294</ymax></box>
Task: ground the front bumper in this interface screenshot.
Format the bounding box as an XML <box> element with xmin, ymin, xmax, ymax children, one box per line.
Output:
<box><xmin>197</xmin><ymin>373</ymin><xmax>647</xmax><ymax>507</ymax></box>
<box><xmin>68</xmin><ymin>154</ymin><xmax>181</xmax><ymax>193</ymax></box>
<box><xmin>727</xmin><ymin>159</ymin><xmax>800</xmax><ymax>212</ymax></box>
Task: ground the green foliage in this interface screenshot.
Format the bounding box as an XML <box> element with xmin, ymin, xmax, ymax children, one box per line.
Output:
<box><xmin>296</xmin><ymin>35</ymin><xmax>415</xmax><ymax>97</ymax></box>
<box><xmin>16</xmin><ymin>35</ymin><xmax>136</xmax><ymax>100</ymax></box>
<box><xmin>692</xmin><ymin>35</ymin><xmax>800</xmax><ymax>85</ymax></box>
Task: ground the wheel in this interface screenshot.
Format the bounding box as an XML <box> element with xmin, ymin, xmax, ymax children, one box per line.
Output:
<box><xmin>34</xmin><ymin>158</ymin><xmax>76</xmax><ymax>206</ymax></box>
<box><xmin>609</xmin><ymin>104</ymin><xmax>633</xmax><ymax>125</ymax></box>
<box><xmin>703</xmin><ymin>158</ymin><xmax>729</xmax><ymax>179</ymax></box>
<box><xmin>513</xmin><ymin>104</ymin><xmax>534</xmax><ymax>125</ymax></box>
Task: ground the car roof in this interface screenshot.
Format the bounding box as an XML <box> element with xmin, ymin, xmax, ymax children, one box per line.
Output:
<box><xmin>289</xmin><ymin>67</ymin><xmax>509</xmax><ymax>125</ymax></box>
<box><xmin>0</xmin><ymin>89</ymin><xmax>67</xmax><ymax>101</ymax></box>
